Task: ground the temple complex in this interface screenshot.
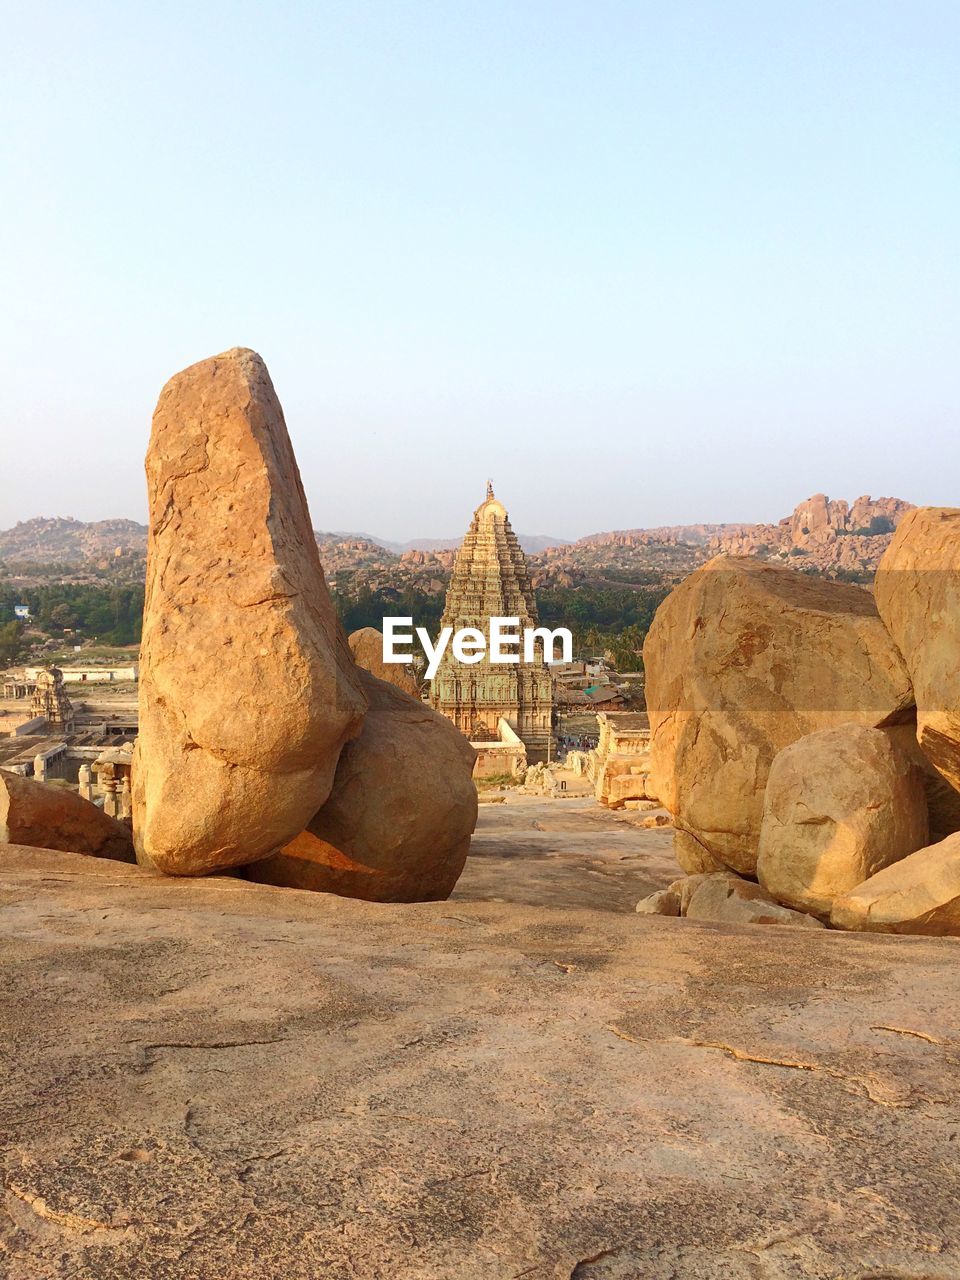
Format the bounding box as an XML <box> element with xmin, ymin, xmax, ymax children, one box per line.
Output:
<box><xmin>430</xmin><ymin>483</ymin><xmax>553</xmax><ymax>762</ymax></box>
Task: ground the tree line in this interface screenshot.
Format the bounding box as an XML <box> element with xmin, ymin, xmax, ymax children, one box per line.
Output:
<box><xmin>0</xmin><ymin>582</ymin><xmax>145</xmax><ymax>653</ymax></box>
<box><xmin>0</xmin><ymin>579</ymin><xmax>670</xmax><ymax>672</ymax></box>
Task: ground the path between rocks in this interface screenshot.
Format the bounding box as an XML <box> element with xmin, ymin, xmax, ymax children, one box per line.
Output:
<box><xmin>456</xmin><ymin>794</ymin><xmax>680</xmax><ymax>912</ymax></box>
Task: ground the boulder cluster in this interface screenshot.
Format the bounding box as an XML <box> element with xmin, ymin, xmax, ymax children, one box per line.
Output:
<box><xmin>638</xmin><ymin>514</ymin><xmax>960</xmax><ymax>934</ymax></box>
<box><xmin>127</xmin><ymin>348</ymin><xmax>477</xmax><ymax>901</ymax></box>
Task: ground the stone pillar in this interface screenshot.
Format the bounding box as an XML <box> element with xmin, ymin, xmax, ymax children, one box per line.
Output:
<box><xmin>103</xmin><ymin>782</ymin><xmax>119</xmax><ymax>819</ymax></box>
<box><xmin>33</xmin><ymin>754</ymin><xmax>47</xmax><ymax>783</ymax></box>
<box><xmin>120</xmin><ymin>776</ymin><xmax>132</xmax><ymax>821</ymax></box>
<box><xmin>78</xmin><ymin>764</ymin><xmax>94</xmax><ymax>801</ymax></box>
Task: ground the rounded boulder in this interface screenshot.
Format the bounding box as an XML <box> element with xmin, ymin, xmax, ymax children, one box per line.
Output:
<box><xmin>757</xmin><ymin>725</ymin><xmax>928</xmax><ymax>918</ymax></box>
<box><xmin>247</xmin><ymin>671</ymin><xmax>477</xmax><ymax>902</ymax></box>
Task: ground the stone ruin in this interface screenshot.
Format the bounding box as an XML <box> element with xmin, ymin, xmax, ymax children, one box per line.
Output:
<box><xmin>31</xmin><ymin>666</ymin><xmax>74</xmax><ymax>731</ymax></box>
<box><xmin>590</xmin><ymin>711</ymin><xmax>652</xmax><ymax>808</ymax></box>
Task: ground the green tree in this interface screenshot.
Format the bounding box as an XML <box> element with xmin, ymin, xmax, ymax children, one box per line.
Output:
<box><xmin>0</xmin><ymin>620</ymin><xmax>25</xmax><ymax>664</ymax></box>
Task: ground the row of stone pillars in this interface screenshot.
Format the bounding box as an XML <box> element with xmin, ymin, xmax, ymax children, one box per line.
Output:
<box><xmin>78</xmin><ymin>763</ymin><xmax>132</xmax><ymax>820</ymax></box>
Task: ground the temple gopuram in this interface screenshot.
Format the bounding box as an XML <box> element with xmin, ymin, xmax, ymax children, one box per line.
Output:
<box><xmin>430</xmin><ymin>483</ymin><xmax>552</xmax><ymax>768</ymax></box>
<box><xmin>32</xmin><ymin>666</ymin><xmax>75</xmax><ymax>732</ymax></box>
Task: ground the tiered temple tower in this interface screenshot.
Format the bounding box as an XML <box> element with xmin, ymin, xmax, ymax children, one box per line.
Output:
<box><xmin>430</xmin><ymin>483</ymin><xmax>552</xmax><ymax>758</ymax></box>
<box><xmin>32</xmin><ymin>666</ymin><xmax>75</xmax><ymax>731</ymax></box>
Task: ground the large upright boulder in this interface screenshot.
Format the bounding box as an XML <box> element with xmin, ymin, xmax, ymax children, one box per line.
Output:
<box><xmin>831</xmin><ymin>833</ymin><xmax>960</xmax><ymax>936</ymax></box>
<box><xmin>875</xmin><ymin>508</ymin><xmax>960</xmax><ymax>793</ymax></box>
<box><xmin>247</xmin><ymin>670</ymin><xmax>477</xmax><ymax>902</ymax></box>
<box><xmin>348</xmin><ymin>627</ymin><xmax>420</xmax><ymax>697</ymax></box>
<box><xmin>133</xmin><ymin>348</ymin><xmax>367</xmax><ymax>875</ymax></box>
<box><xmin>756</xmin><ymin>726</ymin><xmax>927</xmax><ymax>918</ymax></box>
<box><xmin>0</xmin><ymin>772</ymin><xmax>134</xmax><ymax>863</ymax></box>
<box><xmin>644</xmin><ymin>557</ymin><xmax>914</xmax><ymax>875</ymax></box>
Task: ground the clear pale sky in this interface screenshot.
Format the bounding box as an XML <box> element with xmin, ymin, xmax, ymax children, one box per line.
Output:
<box><xmin>3</xmin><ymin>1</ymin><xmax>958</xmax><ymax>541</ymax></box>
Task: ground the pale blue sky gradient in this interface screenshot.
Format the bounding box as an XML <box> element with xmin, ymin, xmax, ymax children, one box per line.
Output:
<box><xmin>2</xmin><ymin>0</ymin><xmax>958</xmax><ymax>540</ymax></box>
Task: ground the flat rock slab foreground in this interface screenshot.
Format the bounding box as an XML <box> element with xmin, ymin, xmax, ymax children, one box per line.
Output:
<box><xmin>1</xmin><ymin>846</ymin><xmax>960</xmax><ymax>1279</ymax></box>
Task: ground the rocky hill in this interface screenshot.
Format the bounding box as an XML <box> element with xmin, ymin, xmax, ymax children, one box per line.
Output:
<box><xmin>0</xmin><ymin>517</ymin><xmax>149</xmax><ymax>563</ymax></box>
<box><xmin>574</xmin><ymin>524</ymin><xmax>732</xmax><ymax>548</ymax></box>
<box><xmin>0</xmin><ymin>495</ymin><xmax>916</xmax><ymax>592</ymax></box>
<box><xmin>709</xmin><ymin>494</ymin><xmax>915</xmax><ymax>574</ymax></box>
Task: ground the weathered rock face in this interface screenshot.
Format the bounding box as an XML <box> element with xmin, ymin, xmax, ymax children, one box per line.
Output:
<box><xmin>883</xmin><ymin>718</ymin><xmax>960</xmax><ymax>842</ymax></box>
<box><xmin>756</xmin><ymin>726</ymin><xmax>928</xmax><ymax>918</ymax></box>
<box><xmin>831</xmin><ymin>833</ymin><xmax>960</xmax><ymax>935</ymax></box>
<box><xmin>7</xmin><ymin>844</ymin><xmax>960</xmax><ymax>1279</ymax></box>
<box><xmin>347</xmin><ymin>627</ymin><xmax>420</xmax><ymax>697</ymax></box>
<box><xmin>133</xmin><ymin>348</ymin><xmax>367</xmax><ymax>876</ymax></box>
<box><xmin>644</xmin><ymin>556</ymin><xmax>914</xmax><ymax>876</ymax></box>
<box><xmin>875</xmin><ymin>508</ymin><xmax>960</xmax><ymax>795</ymax></box>
<box><xmin>247</xmin><ymin>670</ymin><xmax>477</xmax><ymax>902</ymax></box>
<box><xmin>709</xmin><ymin>495</ymin><xmax>914</xmax><ymax>573</ymax></box>
<box><xmin>0</xmin><ymin>771</ymin><xmax>133</xmax><ymax>862</ymax></box>
<box><xmin>684</xmin><ymin>872</ymin><xmax>825</xmax><ymax>928</ymax></box>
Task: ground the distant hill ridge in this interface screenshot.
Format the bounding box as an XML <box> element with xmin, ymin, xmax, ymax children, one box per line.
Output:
<box><xmin>0</xmin><ymin>517</ymin><xmax>568</xmax><ymax>562</ymax></box>
<box><xmin>0</xmin><ymin>517</ymin><xmax>150</xmax><ymax>563</ymax></box>
<box><xmin>0</xmin><ymin>495</ymin><xmax>915</xmax><ymax>569</ymax></box>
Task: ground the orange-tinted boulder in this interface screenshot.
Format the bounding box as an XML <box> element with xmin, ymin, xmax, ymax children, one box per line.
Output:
<box><xmin>247</xmin><ymin>671</ymin><xmax>476</xmax><ymax>901</ymax></box>
<box><xmin>348</xmin><ymin>627</ymin><xmax>420</xmax><ymax>697</ymax></box>
<box><xmin>1</xmin><ymin>772</ymin><xmax>134</xmax><ymax>863</ymax></box>
<box><xmin>133</xmin><ymin>348</ymin><xmax>367</xmax><ymax>875</ymax></box>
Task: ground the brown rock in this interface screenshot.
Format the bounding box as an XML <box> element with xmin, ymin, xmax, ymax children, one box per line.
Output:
<box><xmin>5</xmin><ymin>842</ymin><xmax>960</xmax><ymax>1277</ymax></box>
<box><xmin>635</xmin><ymin>888</ymin><xmax>680</xmax><ymax>916</ymax></box>
<box><xmin>831</xmin><ymin>833</ymin><xmax>960</xmax><ymax>935</ymax></box>
<box><xmin>685</xmin><ymin>872</ymin><xmax>826</xmax><ymax>929</ymax></box>
<box><xmin>247</xmin><ymin>670</ymin><xmax>477</xmax><ymax>902</ymax></box>
<box><xmin>667</xmin><ymin>873</ymin><xmax>722</xmax><ymax>914</ymax></box>
<box><xmin>875</xmin><ymin>508</ymin><xmax>960</xmax><ymax>794</ymax></box>
<box><xmin>790</xmin><ymin>493</ymin><xmax>846</xmax><ymax>540</ymax></box>
<box><xmin>133</xmin><ymin>348</ymin><xmax>367</xmax><ymax>876</ymax></box>
<box><xmin>757</xmin><ymin>726</ymin><xmax>927</xmax><ymax>918</ymax></box>
<box><xmin>644</xmin><ymin>556</ymin><xmax>914</xmax><ymax>875</ymax></box>
<box><xmin>672</xmin><ymin>832</ymin><xmax>729</xmax><ymax>875</ymax></box>
<box><xmin>348</xmin><ymin>627</ymin><xmax>421</xmax><ymax>697</ymax></box>
<box><xmin>883</xmin><ymin>718</ymin><xmax>960</xmax><ymax>842</ymax></box>
<box><xmin>0</xmin><ymin>771</ymin><xmax>133</xmax><ymax>862</ymax></box>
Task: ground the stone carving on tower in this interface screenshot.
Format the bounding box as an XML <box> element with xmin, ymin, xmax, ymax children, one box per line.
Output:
<box><xmin>429</xmin><ymin>484</ymin><xmax>552</xmax><ymax>758</ymax></box>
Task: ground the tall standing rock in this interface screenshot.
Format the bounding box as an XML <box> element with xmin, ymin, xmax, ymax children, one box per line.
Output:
<box><xmin>133</xmin><ymin>348</ymin><xmax>367</xmax><ymax>875</ymax></box>
<box><xmin>643</xmin><ymin>557</ymin><xmax>914</xmax><ymax>876</ymax></box>
<box><xmin>247</xmin><ymin>669</ymin><xmax>477</xmax><ymax>902</ymax></box>
<box><xmin>875</xmin><ymin>508</ymin><xmax>960</xmax><ymax>794</ymax></box>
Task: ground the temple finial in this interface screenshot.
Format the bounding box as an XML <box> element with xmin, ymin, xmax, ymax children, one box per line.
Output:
<box><xmin>486</xmin><ymin>478</ymin><xmax>494</xmax><ymax>500</ymax></box>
